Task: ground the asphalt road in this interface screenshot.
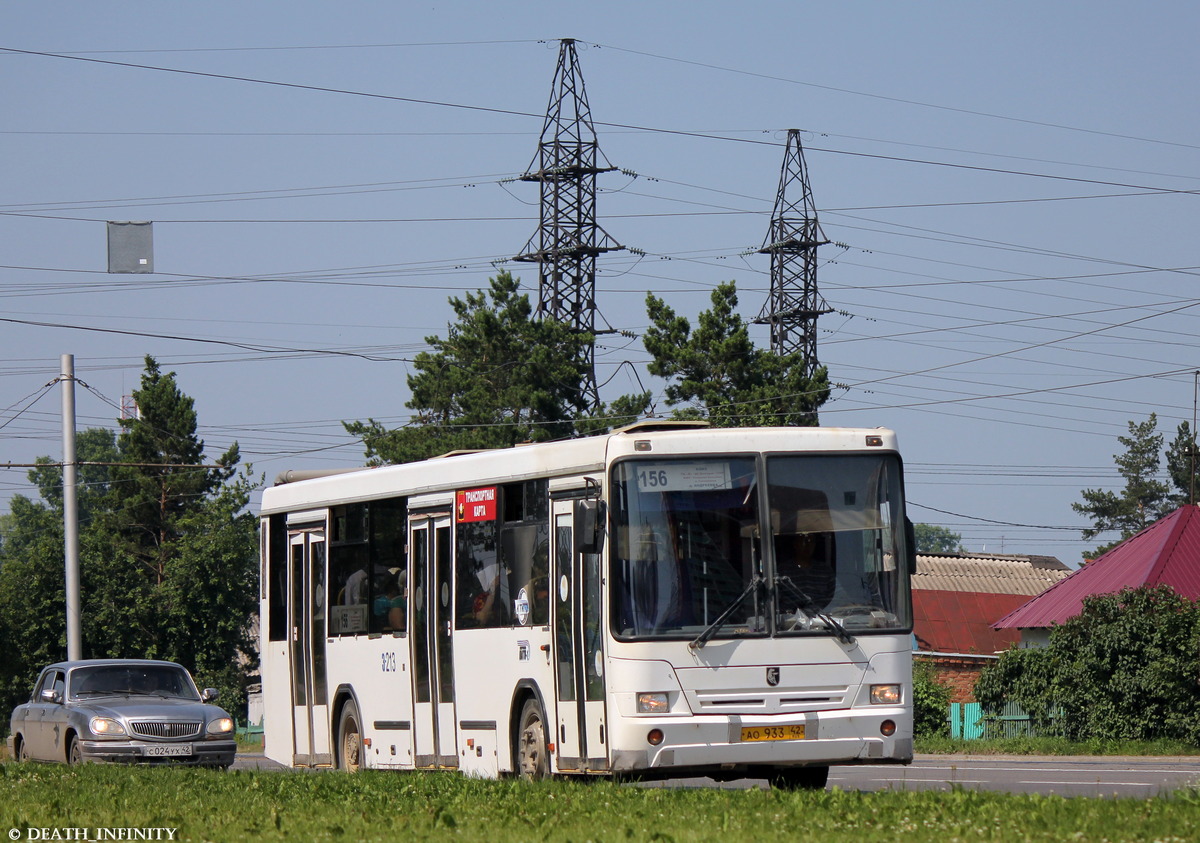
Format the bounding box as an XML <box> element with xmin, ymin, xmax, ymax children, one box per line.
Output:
<box><xmin>234</xmin><ymin>752</ymin><xmax>1200</xmax><ymax>797</ymax></box>
<box><xmin>830</xmin><ymin>755</ymin><xmax>1200</xmax><ymax>797</ymax></box>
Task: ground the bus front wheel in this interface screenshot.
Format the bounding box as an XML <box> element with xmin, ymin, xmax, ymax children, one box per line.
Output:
<box><xmin>516</xmin><ymin>698</ymin><xmax>550</xmax><ymax>780</ymax></box>
<box><xmin>337</xmin><ymin>701</ymin><xmax>362</xmax><ymax>772</ymax></box>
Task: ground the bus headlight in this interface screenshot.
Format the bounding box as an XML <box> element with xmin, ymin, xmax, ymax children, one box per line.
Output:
<box><xmin>870</xmin><ymin>684</ymin><xmax>901</xmax><ymax>705</ymax></box>
<box><xmin>636</xmin><ymin>692</ymin><xmax>669</xmax><ymax>714</ymax></box>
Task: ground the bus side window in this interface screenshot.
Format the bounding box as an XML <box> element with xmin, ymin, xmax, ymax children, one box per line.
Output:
<box><xmin>266</xmin><ymin>515</ymin><xmax>288</xmax><ymax>642</ymax></box>
<box><xmin>368</xmin><ymin>498</ymin><xmax>408</xmax><ymax>635</ymax></box>
<box><xmin>457</xmin><ymin>518</ymin><xmax>508</xmax><ymax>629</ymax></box>
<box><xmin>499</xmin><ymin>479</ymin><xmax>549</xmax><ymax>627</ymax></box>
<box><xmin>329</xmin><ymin>504</ymin><xmax>370</xmax><ymax>636</ymax></box>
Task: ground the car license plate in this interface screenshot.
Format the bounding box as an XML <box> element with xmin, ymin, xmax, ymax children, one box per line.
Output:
<box><xmin>740</xmin><ymin>725</ymin><xmax>804</xmax><ymax>742</ymax></box>
<box><xmin>145</xmin><ymin>743</ymin><xmax>192</xmax><ymax>757</ymax></box>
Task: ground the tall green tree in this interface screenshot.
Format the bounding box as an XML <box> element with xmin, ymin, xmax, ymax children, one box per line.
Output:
<box><xmin>346</xmin><ymin>271</ymin><xmax>593</xmax><ymax>464</ymax></box>
<box><xmin>1073</xmin><ymin>414</ymin><xmax>1173</xmax><ymax>558</ymax></box>
<box><xmin>0</xmin><ymin>357</ymin><xmax>258</xmax><ymax>717</ymax></box>
<box><xmin>108</xmin><ymin>356</ymin><xmax>239</xmax><ymax>586</ymax></box>
<box><xmin>638</xmin><ymin>282</ymin><xmax>830</xmax><ymax>426</ymax></box>
<box><xmin>1165</xmin><ymin>420</ymin><xmax>1199</xmax><ymax>507</ymax></box>
<box><xmin>913</xmin><ymin>523</ymin><xmax>964</xmax><ymax>554</ymax></box>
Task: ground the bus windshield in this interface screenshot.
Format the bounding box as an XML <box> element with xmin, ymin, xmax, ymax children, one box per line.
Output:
<box><xmin>611</xmin><ymin>453</ymin><xmax>911</xmax><ymax>641</ymax></box>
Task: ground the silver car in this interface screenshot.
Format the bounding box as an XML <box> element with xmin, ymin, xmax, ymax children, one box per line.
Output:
<box><xmin>7</xmin><ymin>659</ymin><xmax>236</xmax><ymax>768</ymax></box>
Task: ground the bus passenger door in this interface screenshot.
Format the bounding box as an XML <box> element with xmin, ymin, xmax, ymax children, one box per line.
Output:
<box><xmin>289</xmin><ymin>526</ymin><xmax>331</xmax><ymax>766</ymax></box>
<box><xmin>409</xmin><ymin>514</ymin><xmax>458</xmax><ymax>768</ymax></box>
<box><xmin>552</xmin><ymin>502</ymin><xmax>609</xmax><ymax>772</ymax></box>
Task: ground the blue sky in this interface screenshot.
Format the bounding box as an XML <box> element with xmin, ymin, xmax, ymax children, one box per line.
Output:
<box><xmin>3</xmin><ymin>2</ymin><xmax>1199</xmax><ymax>565</ymax></box>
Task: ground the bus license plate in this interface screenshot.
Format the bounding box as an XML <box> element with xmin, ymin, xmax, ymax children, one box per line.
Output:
<box><xmin>145</xmin><ymin>744</ymin><xmax>192</xmax><ymax>757</ymax></box>
<box><xmin>740</xmin><ymin>725</ymin><xmax>804</xmax><ymax>742</ymax></box>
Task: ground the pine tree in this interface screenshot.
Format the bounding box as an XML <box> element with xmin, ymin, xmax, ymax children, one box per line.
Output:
<box><xmin>1073</xmin><ymin>414</ymin><xmax>1172</xmax><ymax>558</ymax></box>
<box><xmin>346</xmin><ymin>272</ymin><xmax>592</xmax><ymax>463</ymax></box>
<box><xmin>1165</xmin><ymin>421</ymin><xmax>1199</xmax><ymax>507</ymax></box>
<box><xmin>638</xmin><ymin>282</ymin><xmax>829</xmax><ymax>426</ymax></box>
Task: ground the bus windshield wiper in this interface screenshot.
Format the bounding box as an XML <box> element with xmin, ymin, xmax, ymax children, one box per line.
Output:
<box><xmin>775</xmin><ymin>575</ymin><xmax>855</xmax><ymax>645</ymax></box>
<box><xmin>689</xmin><ymin>575</ymin><xmax>763</xmax><ymax>651</ymax></box>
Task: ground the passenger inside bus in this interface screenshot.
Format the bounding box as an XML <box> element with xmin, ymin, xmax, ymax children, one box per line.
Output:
<box><xmin>373</xmin><ymin>569</ymin><xmax>406</xmax><ymax>631</ymax></box>
<box><xmin>460</xmin><ymin>569</ymin><xmax>502</xmax><ymax>628</ymax></box>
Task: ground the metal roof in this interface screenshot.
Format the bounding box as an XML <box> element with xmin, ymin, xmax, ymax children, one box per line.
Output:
<box><xmin>994</xmin><ymin>505</ymin><xmax>1200</xmax><ymax>630</ymax></box>
<box><xmin>912</xmin><ymin>552</ymin><xmax>1071</xmax><ymax>596</ymax></box>
<box><xmin>913</xmin><ymin>590</ymin><xmax>1031</xmax><ymax>654</ymax></box>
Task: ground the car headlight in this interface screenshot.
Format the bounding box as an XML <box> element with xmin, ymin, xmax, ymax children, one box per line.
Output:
<box><xmin>90</xmin><ymin>717</ymin><xmax>127</xmax><ymax>736</ymax></box>
<box><xmin>206</xmin><ymin>717</ymin><xmax>234</xmax><ymax>735</ymax></box>
<box><xmin>870</xmin><ymin>684</ymin><xmax>902</xmax><ymax>705</ymax></box>
<box><xmin>636</xmin><ymin>692</ymin><xmax>669</xmax><ymax>714</ymax></box>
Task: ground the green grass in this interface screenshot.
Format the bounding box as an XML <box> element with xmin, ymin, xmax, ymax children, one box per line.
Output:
<box><xmin>916</xmin><ymin>735</ymin><xmax>1200</xmax><ymax>756</ymax></box>
<box><xmin>2</xmin><ymin>763</ymin><xmax>1199</xmax><ymax>842</ymax></box>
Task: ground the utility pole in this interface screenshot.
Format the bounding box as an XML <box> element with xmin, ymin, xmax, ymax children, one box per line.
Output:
<box><xmin>61</xmin><ymin>354</ymin><xmax>82</xmax><ymax>661</ymax></box>
<box><xmin>755</xmin><ymin>129</ymin><xmax>833</xmax><ymax>378</ymax></box>
<box><xmin>514</xmin><ymin>38</ymin><xmax>622</xmax><ymax>411</ymax></box>
<box><xmin>1192</xmin><ymin>371</ymin><xmax>1198</xmax><ymax>506</ymax></box>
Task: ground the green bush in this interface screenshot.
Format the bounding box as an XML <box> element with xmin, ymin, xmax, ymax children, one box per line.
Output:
<box><xmin>976</xmin><ymin>585</ymin><xmax>1200</xmax><ymax>742</ymax></box>
<box><xmin>913</xmin><ymin>660</ymin><xmax>952</xmax><ymax>738</ymax></box>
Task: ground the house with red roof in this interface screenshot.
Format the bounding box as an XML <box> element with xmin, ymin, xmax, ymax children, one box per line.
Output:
<box><xmin>912</xmin><ymin>551</ymin><xmax>1071</xmax><ymax>700</ymax></box>
<box><xmin>993</xmin><ymin>504</ymin><xmax>1200</xmax><ymax>646</ymax></box>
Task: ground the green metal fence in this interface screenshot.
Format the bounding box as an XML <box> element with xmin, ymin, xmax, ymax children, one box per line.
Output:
<box><xmin>949</xmin><ymin>702</ymin><xmax>1039</xmax><ymax>739</ymax></box>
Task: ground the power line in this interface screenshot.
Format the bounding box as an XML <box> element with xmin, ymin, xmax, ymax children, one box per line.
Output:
<box><xmin>5</xmin><ymin>45</ymin><xmax>1199</xmax><ymax>197</ymax></box>
<box><xmin>585</xmin><ymin>42</ymin><xmax>1200</xmax><ymax>153</ymax></box>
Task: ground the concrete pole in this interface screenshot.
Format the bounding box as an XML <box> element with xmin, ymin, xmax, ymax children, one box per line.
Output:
<box><xmin>61</xmin><ymin>354</ymin><xmax>81</xmax><ymax>661</ymax></box>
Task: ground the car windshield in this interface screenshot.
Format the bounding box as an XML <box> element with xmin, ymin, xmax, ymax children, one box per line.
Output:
<box><xmin>610</xmin><ymin>453</ymin><xmax>912</xmax><ymax>641</ymax></box>
<box><xmin>69</xmin><ymin>664</ymin><xmax>200</xmax><ymax>701</ymax></box>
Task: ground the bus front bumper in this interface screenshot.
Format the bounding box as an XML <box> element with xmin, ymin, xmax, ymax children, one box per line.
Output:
<box><xmin>607</xmin><ymin>707</ymin><xmax>912</xmax><ymax>773</ymax></box>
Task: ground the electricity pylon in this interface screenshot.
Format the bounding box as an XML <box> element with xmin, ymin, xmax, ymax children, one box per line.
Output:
<box><xmin>755</xmin><ymin>129</ymin><xmax>832</xmax><ymax>378</ymax></box>
<box><xmin>514</xmin><ymin>38</ymin><xmax>622</xmax><ymax>411</ymax></box>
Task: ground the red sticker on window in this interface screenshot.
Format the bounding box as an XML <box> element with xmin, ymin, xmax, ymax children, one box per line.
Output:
<box><xmin>456</xmin><ymin>487</ymin><xmax>497</xmax><ymax>522</ymax></box>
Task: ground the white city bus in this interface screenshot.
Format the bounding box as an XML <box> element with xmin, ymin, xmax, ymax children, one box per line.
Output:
<box><xmin>259</xmin><ymin>421</ymin><xmax>914</xmax><ymax>787</ymax></box>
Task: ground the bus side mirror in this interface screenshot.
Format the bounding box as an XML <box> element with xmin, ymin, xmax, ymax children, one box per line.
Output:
<box><xmin>905</xmin><ymin>518</ymin><xmax>917</xmax><ymax>573</ymax></box>
<box><xmin>574</xmin><ymin>500</ymin><xmax>605</xmax><ymax>555</ymax></box>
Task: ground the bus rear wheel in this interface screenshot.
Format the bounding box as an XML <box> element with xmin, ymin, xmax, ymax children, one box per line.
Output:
<box><xmin>337</xmin><ymin>701</ymin><xmax>362</xmax><ymax>772</ymax></box>
<box><xmin>516</xmin><ymin>698</ymin><xmax>549</xmax><ymax>780</ymax></box>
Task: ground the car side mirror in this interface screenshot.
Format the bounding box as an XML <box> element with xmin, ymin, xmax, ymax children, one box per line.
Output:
<box><xmin>201</xmin><ymin>688</ymin><xmax>220</xmax><ymax>702</ymax></box>
<box><xmin>39</xmin><ymin>689</ymin><xmax>62</xmax><ymax>704</ymax></box>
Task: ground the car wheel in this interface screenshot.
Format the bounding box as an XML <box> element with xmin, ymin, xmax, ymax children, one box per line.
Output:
<box><xmin>766</xmin><ymin>765</ymin><xmax>829</xmax><ymax>790</ymax></box>
<box><xmin>516</xmin><ymin>698</ymin><xmax>550</xmax><ymax>780</ymax></box>
<box><xmin>337</xmin><ymin>701</ymin><xmax>362</xmax><ymax>772</ymax></box>
<box><xmin>14</xmin><ymin>736</ymin><xmax>29</xmax><ymax>762</ymax></box>
<box><xmin>67</xmin><ymin>735</ymin><xmax>83</xmax><ymax>766</ymax></box>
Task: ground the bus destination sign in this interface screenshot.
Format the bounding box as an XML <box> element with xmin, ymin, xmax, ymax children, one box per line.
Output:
<box><xmin>635</xmin><ymin>461</ymin><xmax>732</xmax><ymax>492</ymax></box>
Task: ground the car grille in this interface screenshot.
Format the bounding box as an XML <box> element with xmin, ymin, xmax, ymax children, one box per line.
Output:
<box><xmin>129</xmin><ymin>721</ymin><xmax>202</xmax><ymax>739</ymax></box>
